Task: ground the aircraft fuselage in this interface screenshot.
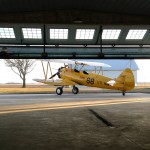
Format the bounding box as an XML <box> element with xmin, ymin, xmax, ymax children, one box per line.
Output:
<box><xmin>60</xmin><ymin>68</ymin><xmax>128</xmax><ymax>91</ymax></box>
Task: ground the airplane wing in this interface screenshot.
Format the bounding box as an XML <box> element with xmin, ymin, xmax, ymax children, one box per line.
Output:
<box><xmin>44</xmin><ymin>59</ymin><xmax>75</xmax><ymax>65</ymax></box>
<box><xmin>75</xmin><ymin>60</ymin><xmax>111</xmax><ymax>67</ymax></box>
<box><xmin>43</xmin><ymin>59</ymin><xmax>111</xmax><ymax>67</ymax></box>
<box><xmin>33</xmin><ymin>79</ymin><xmax>68</xmax><ymax>86</ymax></box>
<box><xmin>62</xmin><ymin>79</ymin><xmax>79</xmax><ymax>85</ymax></box>
<box><xmin>33</xmin><ymin>79</ymin><xmax>78</xmax><ymax>86</ymax></box>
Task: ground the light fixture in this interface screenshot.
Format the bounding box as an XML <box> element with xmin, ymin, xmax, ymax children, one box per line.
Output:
<box><xmin>73</xmin><ymin>17</ymin><xmax>83</xmax><ymax>24</ymax></box>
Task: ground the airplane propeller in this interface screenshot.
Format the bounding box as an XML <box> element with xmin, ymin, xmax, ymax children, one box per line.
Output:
<box><xmin>49</xmin><ymin>67</ymin><xmax>64</xmax><ymax>79</ymax></box>
<box><xmin>49</xmin><ymin>72</ymin><xmax>59</xmax><ymax>79</ymax></box>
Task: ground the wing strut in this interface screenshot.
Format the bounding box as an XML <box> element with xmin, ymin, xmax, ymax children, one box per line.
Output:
<box><xmin>48</xmin><ymin>62</ymin><xmax>54</xmax><ymax>82</ymax></box>
<box><xmin>41</xmin><ymin>60</ymin><xmax>54</xmax><ymax>82</ymax></box>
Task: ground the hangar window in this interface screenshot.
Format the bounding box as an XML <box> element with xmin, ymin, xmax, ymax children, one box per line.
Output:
<box><xmin>126</xmin><ymin>30</ymin><xmax>147</xmax><ymax>39</ymax></box>
<box><xmin>50</xmin><ymin>29</ymin><xmax>68</xmax><ymax>39</ymax></box>
<box><xmin>102</xmin><ymin>29</ymin><xmax>121</xmax><ymax>39</ymax></box>
<box><xmin>75</xmin><ymin>29</ymin><xmax>95</xmax><ymax>39</ymax></box>
<box><xmin>0</xmin><ymin>28</ymin><xmax>15</xmax><ymax>38</ymax></box>
<box><xmin>22</xmin><ymin>28</ymin><xmax>42</xmax><ymax>39</ymax></box>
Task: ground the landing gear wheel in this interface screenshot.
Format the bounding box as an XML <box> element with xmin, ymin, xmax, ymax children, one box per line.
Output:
<box><xmin>122</xmin><ymin>92</ymin><xmax>125</xmax><ymax>96</ymax></box>
<box><xmin>56</xmin><ymin>87</ymin><xmax>63</xmax><ymax>95</ymax></box>
<box><xmin>72</xmin><ymin>86</ymin><xmax>79</xmax><ymax>94</ymax></box>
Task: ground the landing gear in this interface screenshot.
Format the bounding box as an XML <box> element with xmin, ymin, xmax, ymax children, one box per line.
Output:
<box><xmin>122</xmin><ymin>91</ymin><xmax>125</xmax><ymax>96</ymax></box>
<box><xmin>56</xmin><ymin>87</ymin><xmax>63</xmax><ymax>95</ymax></box>
<box><xmin>72</xmin><ymin>86</ymin><xmax>79</xmax><ymax>94</ymax></box>
<box><xmin>56</xmin><ymin>86</ymin><xmax>79</xmax><ymax>95</ymax></box>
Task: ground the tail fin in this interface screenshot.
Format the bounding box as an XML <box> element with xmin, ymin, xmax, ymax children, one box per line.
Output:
<box><xmin>114</xmin><ymin>68</ymin><xmax>135</xmax><ymax>91</ymax></box>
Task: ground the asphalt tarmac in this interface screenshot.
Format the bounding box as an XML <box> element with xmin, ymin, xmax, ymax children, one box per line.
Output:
<box><xmin>0</xmin><ymin>93</ymin><xmax>150</xmax><ymax>150</ymax></box>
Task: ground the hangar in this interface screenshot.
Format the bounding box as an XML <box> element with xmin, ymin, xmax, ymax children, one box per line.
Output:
<box><xmin>0</xmin><ymin>1</ymin><xmax>150</xmax><ymax>150</ymax></box>
<box><xmin>0</xmin><ymin>0</ymin><xmax>150</xmax><ymax>59</ymax></box>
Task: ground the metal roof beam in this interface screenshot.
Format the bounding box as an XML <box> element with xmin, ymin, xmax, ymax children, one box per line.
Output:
<box><xmin>1</xmin><ymin>46</ymin><xmax>150</xmax><ymax>59</ymax></box>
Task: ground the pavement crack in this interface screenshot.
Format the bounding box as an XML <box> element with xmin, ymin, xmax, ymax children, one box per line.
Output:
<box><xmin>89</xmin><ymin>109</ymin><xmax>146</xmax><ymax>149</ymax></box>
<box><xmin>89</xmin><ymin>109</ymin><xmax>114</xmax><ymax>128</ymax></box>
<box><xmin>121</xmin><ymin>133</ymin><xmax>147</xmax><ymax>150</ymax></box>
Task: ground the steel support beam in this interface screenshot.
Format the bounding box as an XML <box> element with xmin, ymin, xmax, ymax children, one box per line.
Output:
<box><xmin>0</xmin><ymin>46</ymin><xmax>150</xmax><ymax>59</ymax></box>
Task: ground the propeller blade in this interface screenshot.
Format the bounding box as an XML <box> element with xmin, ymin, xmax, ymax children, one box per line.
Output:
<box><xmin>49</xmin><ymin>67</ymin><xmax>64</xmax><ymax>79</ymax></box>
<box><xmin>49</xmin><ymin>72</ymin><xmax>58</xmax><ymax>79</ymax></box>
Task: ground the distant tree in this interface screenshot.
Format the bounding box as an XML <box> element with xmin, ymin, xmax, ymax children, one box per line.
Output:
<box><xmin>5</xmin><ymin>59</ymin><xmax>35</xmax><ymax>88</ymax></box>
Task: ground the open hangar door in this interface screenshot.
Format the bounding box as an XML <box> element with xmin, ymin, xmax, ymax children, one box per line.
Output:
<box><xmin>1</xmin><ymin>1</ymin><xmax>150</xmax><ymax>150</ymax></box>
<box><xmin>0</xmin><ymin>0</ymin><xmax>150</xmax><ymax>59</ymax></box>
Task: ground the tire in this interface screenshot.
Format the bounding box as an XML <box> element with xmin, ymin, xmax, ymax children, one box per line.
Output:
<box><xmin>56</xmin><ymin>87</ymin><xmax>63</xmax><ymax>95</ymax></box>
<box><xmin>122</xmin><ymin>92</ymin><xmax>125</xmax><ymax>96</ymax></box>
<box><xmin>72</xmin><ymin>87</ymin><xmax>79</xmax><ymax>94</ymax></box>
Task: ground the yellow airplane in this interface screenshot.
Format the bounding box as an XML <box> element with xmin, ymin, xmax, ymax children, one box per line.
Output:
<box><xmin>34</xmin><ymin>59</ymin><xmax>135</xmax><ymax>96</ymax></box>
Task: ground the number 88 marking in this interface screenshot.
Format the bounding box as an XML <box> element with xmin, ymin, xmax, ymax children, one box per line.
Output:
<box><xmin>86</xmin><ymin>78</ymin><xmax>94</xmax><ymax>84</ymax></box>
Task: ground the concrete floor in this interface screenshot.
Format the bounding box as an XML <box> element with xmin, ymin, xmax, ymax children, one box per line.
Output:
<box><xmin>0</xmin><ymin>93</ymin><xmax>150</xmax><ymax>150</ymax></box>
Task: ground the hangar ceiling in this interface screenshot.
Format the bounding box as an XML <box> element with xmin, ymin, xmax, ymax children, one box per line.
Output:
<box><xmin>0</xmin><ymin>0</ymin><xmax>150</xmax><ymax>59</ymax></box>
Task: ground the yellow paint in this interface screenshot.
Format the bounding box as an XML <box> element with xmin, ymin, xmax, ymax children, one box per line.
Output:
<box><xmin>59</xmin><ymin>68</ymin><xmax>135</xmax><ymax>92</ymax></box>
<box><xmin>38</xmin><ymin>68</ymin><xmax>135</xmax><ymax>92</ymax></box>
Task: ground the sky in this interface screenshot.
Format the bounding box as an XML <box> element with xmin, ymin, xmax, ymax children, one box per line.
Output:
<box><xmin>0</xmin><ymin>59</ymin><xmax>150</xmax><ymax>84</ymax></box>
<box><xmin>134</xmin><ymin>59</ymin><xmax>150</xmax><ymax>83</ymax></box>
<box><xmin>0</xmin><ymin>60</ymin><xmax>62</xmax><ymax>84</ymax></box>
